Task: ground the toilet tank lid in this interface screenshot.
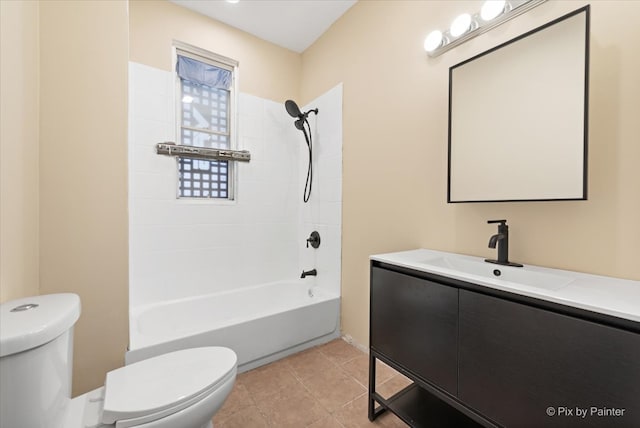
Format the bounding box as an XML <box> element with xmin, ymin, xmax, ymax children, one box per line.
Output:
<box><xmin>0</xmin><ymin>293</ymin><xmax>81</xmax><ymax>357</ymax></box>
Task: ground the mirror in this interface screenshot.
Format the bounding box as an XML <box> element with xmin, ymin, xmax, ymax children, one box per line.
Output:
<box><xmin>448</xmin><ymin>6</ymin><xmax>589</xmax><ymax>203</ymax></box>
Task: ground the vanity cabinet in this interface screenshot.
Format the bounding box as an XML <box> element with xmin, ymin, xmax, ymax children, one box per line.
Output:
<box><xmin>369</xmin><ymin>261</ymin><xmax>640</xmax><ymax>428</ymax></box>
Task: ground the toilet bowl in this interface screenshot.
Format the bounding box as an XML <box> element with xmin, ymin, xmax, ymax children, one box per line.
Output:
<box><xmin>0</xmin><ymin>294</ymin><xmax>237</xmax><ymax>428</ymax></box>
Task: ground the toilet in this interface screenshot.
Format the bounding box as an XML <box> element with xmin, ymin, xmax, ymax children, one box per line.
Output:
<box><xmin>0</xmin><ymin>294</ymin><xmax>237</xmax><ymax>428</ymax></box>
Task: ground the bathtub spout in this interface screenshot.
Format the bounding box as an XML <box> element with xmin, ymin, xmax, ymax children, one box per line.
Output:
<box><xmin>301</xmin><ymin>269</ymin><xmax>317</xmax><ymax>278</ymax></box>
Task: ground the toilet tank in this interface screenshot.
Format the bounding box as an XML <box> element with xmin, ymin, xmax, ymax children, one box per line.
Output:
<box><xmin>0</xmin><ymin>294</ymin><xmax>81</xmax><ymax>428</ymax></box>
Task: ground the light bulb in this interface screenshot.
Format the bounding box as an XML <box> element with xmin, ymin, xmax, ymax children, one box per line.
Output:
<box><xmin>481</xmin><ymin>0</ymin><xmax>506</xmax><ymax>21</ymax></box>
<box><xmin>424</xmin><ymin>30</ymin><xmax>444</xmax><ymax>52</ymax></box>
<box><xmin>450</xmin><ymin>13</ymin><xmax>472</xmax><ymax>38</ymax></box>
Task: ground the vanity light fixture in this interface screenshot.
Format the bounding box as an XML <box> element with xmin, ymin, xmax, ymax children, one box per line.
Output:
<box><xmin>481</xmin><ymin>0</ymin><xmax>508</xmax><ymax>22</ymax></box>
<box><xmin>424</xmin><ymin>0</ymin><xmax>546</xmax><ymax>57</ymax></box>
<box><xmin>424</xmin><ymin>30</ymin><xmax>445</xmax><ymax>52</ymax></box>
<box><xmin>450</xmin><ymin>13</ymin><xmax>474</xmax><ymax>38</ymax></box>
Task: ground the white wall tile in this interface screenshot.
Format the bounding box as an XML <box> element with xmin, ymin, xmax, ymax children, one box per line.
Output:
<box><xmin>239</xmin><ymin>93</ymin><xmax>264</xmax><ymax>119</ymax></box>
<box><xmin>239</xmin><ymin>107</ymin><xmax>264</xmax><ymax>139</ymax></box>
<box><xmin>132</xmin><ymin>118</ymin><xmax>174</xmax><ymax>148</ymax></box>
<box><xmin>131</xmin><ymin>144</ymin><xmax>176</xmax><ymax>174</ymax></box>
<box><xmin>240</xmin><ymin>136</ymin><xmax>263</xmax><ymax>161</ymax></box>
<box><xmin>130</xmin><ymin>172</ymin><xmax>177</xmax><ymax>200</ymax></box>
<box><xmin>319</xmin><ymin>202</ymin><xmax>341</xmax><ymax>227</ymax></box>
<box><xmin>132</xmin><ymin>72</ymin><xmax>172</xmax><ymax>123</ymax></box>
<box><xmin>317</xmin><ymin>178</ymin><xmax>342</xmax><ymax>204</ymax></box>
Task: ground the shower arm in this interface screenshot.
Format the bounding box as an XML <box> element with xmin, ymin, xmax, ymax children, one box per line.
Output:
<box><xmin>305</xmin><ymin>108</ymin><xmax>319</xmax><ymax>117</ymax></box>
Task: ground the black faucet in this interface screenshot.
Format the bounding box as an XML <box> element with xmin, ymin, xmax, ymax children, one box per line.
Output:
<box><xmin>301</xmin><ymin>269</ymin><xmax>317</xmax><ymax>278</ymax></box>
<box><xmin>485</xmin><ymin>220</ymin><xmax>523</xmax><ymax>268</ymax></box>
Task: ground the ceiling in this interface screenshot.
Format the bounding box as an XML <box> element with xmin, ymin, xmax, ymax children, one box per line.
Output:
<box><xmin>170</xmin><ymin>0</ymin><xmax>357</xmax><ymax>53</ymax></box>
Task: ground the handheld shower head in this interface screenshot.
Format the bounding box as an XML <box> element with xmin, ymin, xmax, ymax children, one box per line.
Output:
<box><xmin>284</xmin><ymin>98</ymin><xmax>319</xmax><ymax>204</ymax></box>
<box><xmin>286</xmin><ymin>99</ymin><xmax>308</xmax><ymax>133</ymax></box>
<box><xmin>285</xmin><ymin>99</ymin><xmax>302</xmax><ymax>119</ymax></box>
<box><xmin>285</xmin><ymin>99</ymin><xmax>318</xmax><ymax>122</ymax></box>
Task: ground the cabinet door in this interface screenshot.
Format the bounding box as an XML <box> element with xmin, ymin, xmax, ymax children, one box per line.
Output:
<box><xmin>459</xmin><ymin>290</ymin><xmax>640</xmax><ymax>428</ymax></box>
<box><xmin>371</xmin><ymin>267</ymin><xmax>458</xmax><ymax>395</ymax></box>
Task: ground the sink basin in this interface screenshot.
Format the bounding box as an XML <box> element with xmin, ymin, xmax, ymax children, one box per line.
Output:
<box><xmin>418</xmin><ymin>256</ymin><xmax>574</xmax><ymax>291</ymax></box>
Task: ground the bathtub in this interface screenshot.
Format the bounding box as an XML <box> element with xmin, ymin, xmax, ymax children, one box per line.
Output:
<box><xmin>125</xmin><ymin>281</ymin><xmax>340</xmax><ymax>371</ymax></box>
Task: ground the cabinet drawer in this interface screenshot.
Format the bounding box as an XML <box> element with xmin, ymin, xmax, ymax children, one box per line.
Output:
<box><xmin>371</xmin><ymin>267</ymin><xmax>458</xmax><ymax>395</ymax></box>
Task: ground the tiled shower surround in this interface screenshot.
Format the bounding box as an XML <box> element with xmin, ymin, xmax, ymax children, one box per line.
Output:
<box><xmin>128</xmin><ymin>62</ymin><xmax>342</xmax><ymax>310</ymax></box>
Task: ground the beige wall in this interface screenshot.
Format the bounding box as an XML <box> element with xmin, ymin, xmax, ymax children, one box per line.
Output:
<box><xmin>38</xmin><ymin>1</ymin><xmax>129</xmax><ymax>395</ymax></box>
<box><xmin>301</xmin><ymin>0</ymin><xmax>640</xmax><ymax>346</ymax></box>
<box><xmin>0</xmin><ymin>0</ymin><xmax>40</xmax><ymax>302</ymax></box>
<box><xmin>129</xmin><ymin>0</ymin><xmax>301</xmax><ymax>103</ymax></box>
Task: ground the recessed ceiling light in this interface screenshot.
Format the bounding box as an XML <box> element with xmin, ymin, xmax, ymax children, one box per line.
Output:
<box><xmin>226</xmin><ymin>0</ymin><xmax>240</xmax><ymax>4</ymax></box>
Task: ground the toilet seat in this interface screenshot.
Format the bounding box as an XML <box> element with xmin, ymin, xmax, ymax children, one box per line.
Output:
<box><xmin>84</xmin><ymin>347</ymin><xmax>236</xmax><ymax>428</ymax></box>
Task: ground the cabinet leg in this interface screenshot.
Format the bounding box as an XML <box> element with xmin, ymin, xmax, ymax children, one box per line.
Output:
<box><xmin>368</xmin><ymin>352</ymin><xmax>375</xmax><ymax>420</ymax></box>
<box><xmin>368</xmin><ymin>352</ymin><xmax>378</xmax><ymax>421</ymax></box>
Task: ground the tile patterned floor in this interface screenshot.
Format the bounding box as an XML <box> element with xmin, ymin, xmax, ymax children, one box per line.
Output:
<box><xmin>213</xmin><ymin>339</ymin><xmax>412</xmax><ymax>428</ymax></box>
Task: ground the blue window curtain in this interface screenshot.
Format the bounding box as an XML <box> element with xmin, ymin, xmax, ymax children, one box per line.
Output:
<box><xmin>177</xmin><ymin>55</ymin><xmax>232</xmax><ymax>90</ymax></box>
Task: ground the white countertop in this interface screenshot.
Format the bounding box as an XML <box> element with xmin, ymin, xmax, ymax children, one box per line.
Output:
<box><xmin>371</xmin><ymin>249</ymin><xmax>640</xmax><ymax>324</ymax></box>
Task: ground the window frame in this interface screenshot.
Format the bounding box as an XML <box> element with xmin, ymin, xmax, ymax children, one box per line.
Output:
<box><xmin>172</xmin><ymin>41</ymin><xmax>239</xmax><ymax>201</ymax></box>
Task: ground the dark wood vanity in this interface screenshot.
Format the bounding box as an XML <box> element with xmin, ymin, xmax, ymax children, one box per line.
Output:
<box><xmin>369</xmin><ymin>260</ymin><xmax>640</xmax><ymax>428</ymax></box>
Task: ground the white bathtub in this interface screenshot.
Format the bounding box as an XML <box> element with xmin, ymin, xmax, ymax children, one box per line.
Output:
<box><xmin>126</xmin><ymin>281</ymin><xmax>340</xmax><ymax>371</ymax></box>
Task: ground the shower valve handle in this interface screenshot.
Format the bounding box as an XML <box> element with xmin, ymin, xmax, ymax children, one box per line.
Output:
<box><xmin>306</xmin><ymin>231</ymin><xmax>321</xmax><ymax>249</ymax></box>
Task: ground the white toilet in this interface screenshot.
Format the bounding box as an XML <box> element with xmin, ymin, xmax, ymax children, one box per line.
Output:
<box><xmin>0</xmin><ymin>293</ymin><xmax>237</xmax><ymax>428</ymax></box>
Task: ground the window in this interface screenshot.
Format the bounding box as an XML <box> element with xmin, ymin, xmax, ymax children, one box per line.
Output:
<box><xmin>175</xmin><ymin>45</ymin><xmax>238</xmax><ymax>199</ymax></box>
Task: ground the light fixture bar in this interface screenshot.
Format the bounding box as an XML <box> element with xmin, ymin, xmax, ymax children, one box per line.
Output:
<box><xmin>427</xmin><ymin>0</ymin><xmax>547</xmax><ymax>58</ymax></box>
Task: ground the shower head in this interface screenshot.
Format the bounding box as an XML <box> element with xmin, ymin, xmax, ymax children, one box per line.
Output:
<box><xmin>285</xmin><ymin>99</ymin><xmax>302</xmax><ymax>119</ymax></box>
<box><xmin>285</xmin><ymin>99</ymin><xmax>319</xmax><ymax>122</ymax></box>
